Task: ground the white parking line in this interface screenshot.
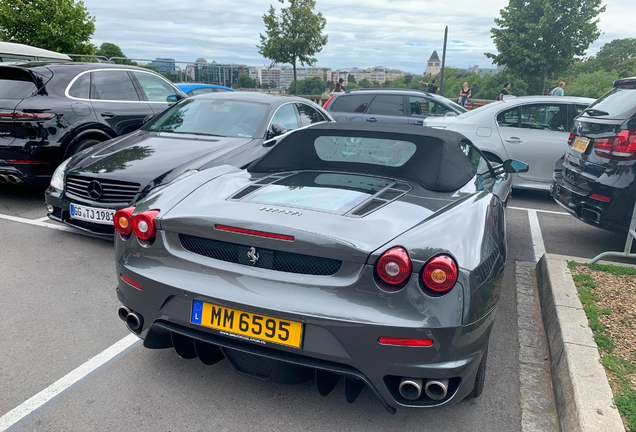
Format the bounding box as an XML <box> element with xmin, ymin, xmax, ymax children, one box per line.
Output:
<box><xmin>0</xmin><ymin>213</ymin><xmax>106</xmax><ymax>239</ymax></box>
<box><xmin>509</xmin><ymin>206</ymin><xmax>569</xmax><ymax>216</ymax></box>
<box><xmin>33</xmin><ymin>216</ymin><xmax>50</xmax><ymax>222</ymax></box>
<box><xmin>0</xmin><ymin>334</ymin><xmax>139</xmax><ymax>432</ymax></box>
<box><xmin>526</xmin><ymin>209</ymin><xmax>547</xmax><ymax>262</ymax></box>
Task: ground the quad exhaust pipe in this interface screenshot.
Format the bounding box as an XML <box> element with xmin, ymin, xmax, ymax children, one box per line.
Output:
<box><xmin>399</xmin><ymin>377</ymin><xmax>449</xmax><ymax>401</ymax></box>
<box><xmin>117</xmin><ymin>306</ymin><xmax>143</xmax><ymax>332</ymax></box>
<box><xmin>0</xmin><ymin>174</ymin><xmax>8</xmax><ymax>184</ymax></box>
<box><xmin>7</xmin><ymin>174</ymin><xmax>24</xmax><ymax>184</ymax></box>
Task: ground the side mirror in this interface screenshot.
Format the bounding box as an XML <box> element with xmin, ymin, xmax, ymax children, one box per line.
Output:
<box><xmin>166</xmin><ymin>94</ymin><xmax>178</xmax><ymax>103</ymax></box>
<box><xmin>445</xmin><ymin>111</ymin><xmax>458</xmax><ymax>117</ymax></box>
<box><xmin>143</xmin><ymin>114</ymin><xmax>154</xmax><ymax>125</ymax></box>
<box><xmin>503</xmin><ymin>159</ymin><xmax>529</xmax><ymax>174</ymax></box>
<box><xmin>267</xmin><ymin>123</ymin><xmax>287</xmax><ymax>140</ymax></box>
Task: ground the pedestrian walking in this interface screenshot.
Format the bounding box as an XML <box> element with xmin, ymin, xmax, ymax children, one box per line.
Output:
<box><xmin>320</xmin><ymin>88</ymin><xmax>331</xmax><ymax>106</ymax></box>
<box><xmin>459</xmin><ymin>82</ymin><xmax>471</xmax><ymax>107</ymax></box>
<box><xmin>419</xmin><ymin>77</ymin><xmax>438</xmax><ymax>94</ymax></box>
<box><xmin>497</xmin><ymin>83</ymin><xmax>510</xmax><ymax>101</ymax></box>
<box><xmin>550</xmin><ymin>82</ymin><xmax>565</xmax><ymax>96</ymax></box>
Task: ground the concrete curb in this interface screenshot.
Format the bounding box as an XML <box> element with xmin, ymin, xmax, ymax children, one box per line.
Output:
<box><xmin>536</xmin><ymin>254</ymin><xmax>624</xmax><ymax>432</ymax></box>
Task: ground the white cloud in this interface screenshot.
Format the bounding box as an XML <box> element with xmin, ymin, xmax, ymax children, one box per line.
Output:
<box><xmin>84</xmin><ymin>0</ymin><xmax>634</xmax><ymax>73</ymax></box>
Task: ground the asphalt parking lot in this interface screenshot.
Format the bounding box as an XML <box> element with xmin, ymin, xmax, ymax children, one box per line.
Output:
<box><xmin>0</xmin><ymin>184</ymin><xmax>631</xmax><ymax>431</ymax></box>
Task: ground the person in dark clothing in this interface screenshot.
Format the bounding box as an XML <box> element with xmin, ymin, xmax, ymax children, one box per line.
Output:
<box><xmin>334</xmin><ymin>78</ymin><xmax>345</xmax><ymax>93</ymax></box>
<box><xmin>419</xmin><ymin>77</ymin><xmax>438</xmax><ymax>94</ymax></box>
<box><xmin>459</xmin><ymin>82</ymin><xmax>471</xmax><ymax>107</ymax></box>
<box><xmin>497</xmin><ymin>83</ymin><xmax>510</xmax><ymax>101</ymax></box>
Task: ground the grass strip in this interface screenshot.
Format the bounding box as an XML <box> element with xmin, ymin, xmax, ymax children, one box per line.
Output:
<box><xmin>570</xmin><ymin>260</ymin><xmax>636</xmax><ymax>431</ymax></box>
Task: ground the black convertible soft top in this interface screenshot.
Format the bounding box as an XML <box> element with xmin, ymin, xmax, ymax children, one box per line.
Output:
<box><xmin>248</xmin><ymin>123</ymin><xmax>478</xmax><ymax>192</ymax></box>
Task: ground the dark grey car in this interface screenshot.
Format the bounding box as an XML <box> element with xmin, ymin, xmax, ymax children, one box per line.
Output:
<box><xmin>323</xmin><ymin>89</ymin><xmax>467</xmax><ymax>125</ymax></box>
<box><xmin>114</xmin><ymin>123</ymin><xmax>526</xmax><ymax>413</ymax></box>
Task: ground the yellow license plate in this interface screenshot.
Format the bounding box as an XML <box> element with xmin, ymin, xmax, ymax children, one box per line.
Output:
<box><xmin>191</xmin><ymin>300</ymin><xmax>303</xmax><ymax>349</ymax></box>
<box><xmin>572</xmin><ymin>137</ymin><xmax>590</xmax><ymax>152</ymax></box>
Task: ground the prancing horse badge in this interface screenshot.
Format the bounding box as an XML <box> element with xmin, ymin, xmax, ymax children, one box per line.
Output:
<box><xmin>247</xmin><ymin>247</ymin><xmax>259</xmax><ymax>265</ymax></box>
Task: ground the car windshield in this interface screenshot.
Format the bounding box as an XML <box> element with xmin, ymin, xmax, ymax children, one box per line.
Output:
<box><xmin>444</xmin><ymin>98</ymin><xmax>468</xmax><ymax>113</ymax></box>
<box><xmin>582</xmin><ymin>87</ymin><xmax>636</xmax><ymax>118</ymax></box>
<box><xmin>146</xmin><ymin>99</ymin><xmax>268</xmax><ymax>138</ymax></box>
<box><xmin>455</xmin><ymin>101</ymin><xmax>503</xmax><ymax>119</ymax></box>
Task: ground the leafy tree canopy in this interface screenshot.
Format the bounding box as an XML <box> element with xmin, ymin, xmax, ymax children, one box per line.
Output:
<box><xmin>258</xmin><ymin>0</ymin><xmax>328</xmax><ymax>95</ymax></box>
<box><xmin>486</xmin><ymin>0</ymin><xmax>605</xmax><ymax>93</ymax></box>
<box><xmin>596</xmin><ymin>38</ymin><xmax>636</xmax><ymax>72</ymax></box>
<box><xmin>95</xmin><ymin>42</ymin><xmax>136</xmax><ymax>65</ymax></box>
<box><xmin>0</xmin><ymin>0</ymin><xmax>96</xmax><ymax>55</ymax></box>
<box><xmin>236</xmin><ymin>73</ymin><xmax>256</xmax><ymax>88</ymax></box>
<box><xmin>347</xmin><ymin>74</ymin><xmax>356</xmax><ymax>84</ymax></box>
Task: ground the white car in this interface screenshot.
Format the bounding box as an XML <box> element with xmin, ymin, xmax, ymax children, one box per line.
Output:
<box><xmin>425</xmin><ymin>96</ymin><xmax>594</xmax><ymax>191</ymax></box>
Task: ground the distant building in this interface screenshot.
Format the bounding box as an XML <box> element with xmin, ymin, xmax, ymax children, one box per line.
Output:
<box><xmin>185</xmin><ymin>57</ymin><xmax>248</xmax><ymax>87</ymax></box>
<box><xmin>334</xmin><ymin>66</ymin><xmax>407</xmax><ymax>86</ymax></box>
<box><xmin>152</xmin><ymin>58</ymin><xmax>176</xmax><ymax>74</ymax></box>
<box><xmin>458</xmin><ymin>65</ymin><xmax>505</xmax><ymax>77</ymax></box>
<box><xmin>425</xmin><ymin>51</ymin><xmax>441</xmax><ymax>76</ymax></box>
<box><xmin>280</xmin><ymin>67</ymin><xmax>308</xmax><ymax>90</ymax></box>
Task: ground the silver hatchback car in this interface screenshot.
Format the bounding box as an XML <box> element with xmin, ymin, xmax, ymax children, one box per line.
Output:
<box><xmin>426</xmin><ymin>96</ymin><xmax>594</xmax><ymax>191</ymax></box>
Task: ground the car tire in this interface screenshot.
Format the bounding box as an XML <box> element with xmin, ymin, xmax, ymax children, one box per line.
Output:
<box><xmin>66</xmin><ymin>138</ymin><xmax>102</xmax><ymax>158</ymax></box>
<box><xmin>466</xmin><ymin>346</ymin><xmax>488</xmax><ymax>399</ymax></box>
<box><xmin>484</xmin><ymin>153</ymin><xmax>503</xmax><ymax>165</ymax></box>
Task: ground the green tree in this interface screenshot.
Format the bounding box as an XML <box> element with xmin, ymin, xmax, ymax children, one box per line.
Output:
<box><xmin>358</xmin><ymin>78</ymin><xmax>371</xmax><ymax>88</ymax></box>
<box><xmin>258</xmin><ymin>0</ymin><xmax>328</xmax><ymax>96</ymax></box>
<box><xmin>260</xmin><ymin>82</ymin><xmax>269</xmax><ymax>89</ymax></box>
<box><xmin>347</xmin><ymin>74</ymin><xmax>356</xmax><ymax>84</ymax></box>
<box><xmin>296</xmin><ymin>76</ymin><xmax>326</xmax><ymax>94</ymax></box>
<box><xmin>486</xmin><ymin>0</ymin><xmax>605</xmax><ymax>94</ymax></box>
<box><xmin>596</xmin><ymin>38</ymin><xmax>636</xmax><ymax>72</ymax></box>
<box><xmin>95</xmin><ymin>42</ymin><xmax>136</xmax><ymax>65</ymax></box>
<box><xmin>236</xmin><ymin>73</ymin><xmax>256</xmax><ymax>88</ymax></box>
<box><xmin>0</xmin><ymin>0</ymin><xmax>96</xmax><ymax>55</ymax></box>
<box><xmin>615</xmin><ymin>58</ymin><xmax>636</xmax><ymax>78</ymax></box>
<box><xmin>565</xmin><ymin>70</ymin><xmax>618</xmax><ymax>98</ymax></box>
<box><xmin>141</xmin><ymin>64</ymin><xmax>159</xmax><ymax>72</ymax></box>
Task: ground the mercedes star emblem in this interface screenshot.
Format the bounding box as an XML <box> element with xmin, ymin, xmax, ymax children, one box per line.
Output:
<box><xmin>247</xmin><ymin>247</ymin><xmax>259</xmax><ymax>265</ymax></box>
<box><xmin>87</xmin><ymin>180</ymin><xmax>103</xmax><ymax>200</ymax></box>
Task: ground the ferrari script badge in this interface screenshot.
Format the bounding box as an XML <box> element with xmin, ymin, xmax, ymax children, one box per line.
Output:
<box><xmin>247</xmin><ymin>247</ymin><xmax>259</xmax><ymax>265</ymax></box>
<box><xmin>260</xmin><ymin>207</ymin><xmax>302</xmax><ymax>216</ymax></box>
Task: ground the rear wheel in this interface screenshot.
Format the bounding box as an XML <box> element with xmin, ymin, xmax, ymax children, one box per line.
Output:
<box><xmin>466</xmin><ymin>346</ymin><xmax>488</xmax><ymax>399</ymax></box>
<box><xmin>65</xmin><ymin>138</ymin><xmax>102</xmax><ymax>158</ymax></box>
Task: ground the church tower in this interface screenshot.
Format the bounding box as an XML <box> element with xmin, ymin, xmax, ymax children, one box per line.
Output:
<box><xmin>426</xmin><ymin>51</ymin><xmax>441</xmax><ymax>76</ymax></box>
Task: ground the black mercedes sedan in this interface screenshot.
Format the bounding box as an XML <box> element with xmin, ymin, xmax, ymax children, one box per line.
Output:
<box><xmin>113</xmin><ymin>123</ymin><xmax>527</xmax><ymax>413</ymax></box>
<box><xmin>0</xmin><ymin>62</ymin><xmax>187</xmax><ymax>185</ymax></box>
<box><xmin>45</xmin><ymin>92</ymin><xmax>333</xmax><ymax>236</ymax></box>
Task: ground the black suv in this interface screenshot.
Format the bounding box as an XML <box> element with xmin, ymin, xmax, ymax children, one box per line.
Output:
<box><xmin>323</xmin><ymin>88</ymin><xmax>467</xmax><ymax>125</ymax></box>
<box><xmin>0</xmin><ymin>62</ymin><xmax>186</xmax><ymax>185</ymax></box>
<box><xmin>552</xmin><ymin>77</ymin><xmax>636</xmax><ymax>231</ymax></box>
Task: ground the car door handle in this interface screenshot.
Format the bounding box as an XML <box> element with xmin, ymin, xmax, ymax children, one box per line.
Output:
<box><xmin>505</xmin><ymin>137</ymin><xmax>522</xmax><ymax>143</ymax></box>
<box><xmin>413</xmin><ymin>120</ymin><xmax>423</xmax><ymax>126</ymax></box>
<box><xmin>366</xmin><ymin>117</ymin><xmax>377</xmax><ymax>122</ymax></box>
<box><xmin>100</xmin><ymin>112</ymin><xmax>115</xmax><ymax>118</ymax></box>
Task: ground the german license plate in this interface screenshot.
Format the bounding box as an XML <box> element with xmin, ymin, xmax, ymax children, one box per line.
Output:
<box><xmin>191</xmin><ymin>300</ymin><xmax>303</xmax><ymax>349</ymax></box>
<box><xmin>70</xmin><ymin>203</ymin><xmax>115</xmax><ymax>225</ymax></box>
<box><xmin>571</xmin><ymin>137</ymin><xmax>590</xmax><ymax>152</ymax></box>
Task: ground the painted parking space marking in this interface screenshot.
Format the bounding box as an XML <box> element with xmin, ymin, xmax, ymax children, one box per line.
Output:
<box><xmin>0</xmin><ymin>334</ymin><xmax>140</xmax><ymax>432</ymax></box>
<box><xmin>509</xmin><ymin>206</ymin><xmax>569</xmax><ymax>216</ymax></box>
<box><xmin>508</xmin><ymin>207</ymin><xmax>548</xmax><ymax>262</ymax></box>
<box><xmin>0</xmin><ymin>213</ymin><xmax>106</xmax><ymax>239</ymax></box>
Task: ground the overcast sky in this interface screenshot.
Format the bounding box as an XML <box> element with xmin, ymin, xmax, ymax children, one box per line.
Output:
<box><xmin>84</xmin><ymin>0</ymin><xmax>632</xmax><ymax>73</ymax></box>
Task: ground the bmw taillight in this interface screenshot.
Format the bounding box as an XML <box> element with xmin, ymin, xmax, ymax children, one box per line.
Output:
<box><xmin>567</xmin><ymin>133</ymin><xmax>576</xmax><ymax>146</ymax></box>
<box><xmin>594</xmin><ymin>130</ymin><xmax>636</xmax><ymax>160</ymax></box>
<box><xmin>376</xmin><ymin>247</ymin><xmax>412</xmax><ymax>286</ymax></box>
<box><xmin>132</xmin><ymin>210</ymin><xmax>160</xmax><ymax>240</ymax></box>
<box><xmin>322</xmin><ymin>95</ymin><xmax>335</xmax><ymax>109</ymax></box>
<box><xmin>421</xmin><ymin>255</ymin><xmax>458</xmax><ymax>294</ymax></box>
<box><xmin>114</xmin><ymin>207</ymin><xmax>134</xmax><ymax>236</ymax></box>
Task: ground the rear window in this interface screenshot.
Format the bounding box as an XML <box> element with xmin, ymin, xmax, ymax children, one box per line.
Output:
<box><xmin>314</xmin><ymin>136</ymin><xmax>417</xmax><ymax>167</ymax></box>
<box><xmin>583</xmin><ymin>87</ymin><xmax>636</xmax><ymax>118</ymax></box>
<box><xmin>329</xmin><ymin>94</ymin><xmax>373</xmax><ymax>113</ymax></box>
<box><xmin>0</xmin><ymin>67</ymin><xmax>37</xmax><ymax>99</ymax></box>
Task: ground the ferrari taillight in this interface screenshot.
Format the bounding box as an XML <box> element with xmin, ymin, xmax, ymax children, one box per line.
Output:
<box><xmin>421</xmin><ymin>255</ymin><xmax>458</xmax><ymax>294</ymax></box>
<box><xmin>376</xmin><ymin>247</ymin><xmax>412</xmax><ymax>286</ymax></box>
<box><xmin>114</xmin><ymin>207</ymin><xmax>134</xmax><ymax>236</ymax></box>
<box><xmin>132</xmin><ymin>210</ymin><xmax>160</xmax><ymax>240</ymax></box>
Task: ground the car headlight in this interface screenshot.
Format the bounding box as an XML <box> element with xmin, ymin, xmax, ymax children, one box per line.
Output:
<box><xmin>50</xmin><ymin>157</ymin><xmax>72</xmax><ymax>191</ymax></box>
